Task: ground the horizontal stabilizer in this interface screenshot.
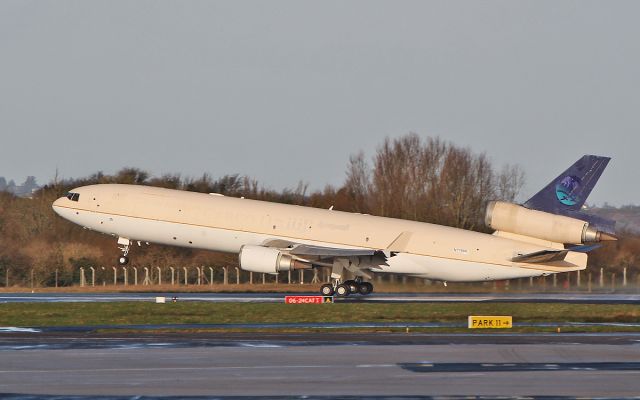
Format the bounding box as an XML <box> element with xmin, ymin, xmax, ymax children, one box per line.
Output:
<box><xmin>512</xmin><ymin>244</ymin><xmax>600</xmax><ymax>264</ymax></box>
<box><xmin>512</xmin><ymin>249</ymin><xmax>568</xmax><ymax>263</ymax></box>
<box><xmin>566</xmin><ymin>244</ymin><xmax>601</xmax><ymax>253</ymax></box>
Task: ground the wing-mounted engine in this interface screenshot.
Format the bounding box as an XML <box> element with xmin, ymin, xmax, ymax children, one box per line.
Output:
<box><xmin>239</xmin><ymin>245</ymin><xmax>312</xmax><ymax>274</ymax></box>
<box><xmin>485</xmin><ymin>201</ymin><xmax>616</xmax><ymax>245</ymax></box>
<box><xmin>239</xmin><ymin>241</ymin><xmax>389</xmax><ymax>277</ymax></box>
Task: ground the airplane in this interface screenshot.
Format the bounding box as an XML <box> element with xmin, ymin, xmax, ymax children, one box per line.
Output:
<box><xmin>52</xmin><ymin>155</ymin><xmax>616</xmax><ymax>297</ymax></box>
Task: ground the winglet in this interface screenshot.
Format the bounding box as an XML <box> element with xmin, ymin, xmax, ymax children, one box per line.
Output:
<box><xmin>386</xmin><ymin>231</ymin><xmax>413</xmax><ymax>252</ymax></box>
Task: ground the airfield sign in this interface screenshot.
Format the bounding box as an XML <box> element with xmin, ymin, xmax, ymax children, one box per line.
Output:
<box><xmin>285</xmin><ymin>296</ymin><xmax>333</xmax><ymax>304</ymax></box>
<box><xmin>468</xmin><ymin>316</ymin><xmax>513</xmax><ymax>329</ymax></box>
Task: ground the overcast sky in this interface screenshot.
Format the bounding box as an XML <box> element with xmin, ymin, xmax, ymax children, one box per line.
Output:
<box><xmin>1</xmin><ymin>1</ymin><xmax>638</xmax><ymax>206</ymax></box>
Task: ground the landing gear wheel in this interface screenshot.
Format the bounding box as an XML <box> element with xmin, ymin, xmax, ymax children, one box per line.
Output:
<box><xmin>358</xmin><ymin>282</ymin><xmax>374</xmax><ymax>295</ymax></box>
<box><xmin>344</xmin><ymin>280</ymin><xmax>359</xmax><ymax>294</ymax></box>
<box><xmin>335</xmin><ymin>283</ymin><xmax>350</xmax><ymax>297</ymax></box>
<box><xmin>117</xmin><ymin>237</ymin><xmax>131</xmax><ymax>266</ymax></box>
<box><xmin>320</xmin><ymin>283</ymin><xmax>335</xmax><ymax>296</ymax></box>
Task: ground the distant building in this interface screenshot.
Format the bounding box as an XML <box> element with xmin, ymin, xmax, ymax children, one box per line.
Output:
<box><xmin>0</xmin><ymin>176</ymin><xmax>40</xmax><ymax>198</ymax></box>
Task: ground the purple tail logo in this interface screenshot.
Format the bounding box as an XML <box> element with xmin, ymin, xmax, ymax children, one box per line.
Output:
<box><xmin>555</xmin><ymin>175</ymin><xmax>581</xmax><ymax>206</ymax></box>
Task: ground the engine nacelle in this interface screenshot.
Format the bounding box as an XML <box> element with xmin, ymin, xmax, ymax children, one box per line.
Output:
<box><xmin>485</xmin><ymin>201</ymin><xmax>603</xmax><ymax>244</ymax></box>
<box><xmin>239</xmin><ymin>245</ymin><xmax>307</xmax><ymax>274</ymax></box>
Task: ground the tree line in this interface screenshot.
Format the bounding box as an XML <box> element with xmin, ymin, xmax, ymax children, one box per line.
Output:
<box><xmin>0</xmin><ymin>134</ymin><xmax>635</xmax><ymax>287</ymax></box>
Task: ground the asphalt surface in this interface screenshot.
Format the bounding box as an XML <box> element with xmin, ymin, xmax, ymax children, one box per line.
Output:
<box><xmin>1</xmin><ymin>334</ymin><xmax>640</xmax><ymax>397</ymax></box>
<box><xmin>2</xmin><ymin>292</ymin><xmax>639</xmax><ymax>398</ymax></box>
<box><xmin>2</xmin><ymin>331</ymin><xmax>640</xmax><ymax>348</ymax></box>
<box><xmin>1</xmin><ymin>292</ymin><xmax>639</xmax><ymax>303</ymax></box>
<box><xmin>3</xmin><ymin>320</ymin><xmax>640</xmax><ymax>335</ymax></box>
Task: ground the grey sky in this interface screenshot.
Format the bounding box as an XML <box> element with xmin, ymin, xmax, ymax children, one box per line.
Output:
<box><xmin>1</xmin><ymin>1</ymin><xmax>638</xmax><ymax>206</ymax></box>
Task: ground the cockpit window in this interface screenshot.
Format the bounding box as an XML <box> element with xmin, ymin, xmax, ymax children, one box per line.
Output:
<box><xmin>66</xmin><ymin>192</ymin><xmax>80</xmax><ymax>202</ymax></box>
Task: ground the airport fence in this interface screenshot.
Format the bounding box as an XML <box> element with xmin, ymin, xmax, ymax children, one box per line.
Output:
<box><xmin>1</xmin><ymin>265</ymin><xmax>640</xmax><ymax>293</ymax></box>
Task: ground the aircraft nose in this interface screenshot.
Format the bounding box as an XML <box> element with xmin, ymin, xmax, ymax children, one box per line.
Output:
<box><xmin>52</xmin><ymin>197</ymin><xmax>65</xmax><ymax>214</ymax></box>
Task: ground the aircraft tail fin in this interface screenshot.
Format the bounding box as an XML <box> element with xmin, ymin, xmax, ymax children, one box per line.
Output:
<box><xmin>524</xmin><ymin>155</ymin><xmax>610</xmax><ymax>212</ymax></box>
<box><xmin>523</xmin><ymin>155</ymin><xmax>615</xmax><ymax>235</ymax></box>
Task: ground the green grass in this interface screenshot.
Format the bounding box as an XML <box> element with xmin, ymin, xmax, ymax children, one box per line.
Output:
<box><xmin>0</xmin><ymin>302</ymin><xmax>639</xmax><ymax>328</ymax></box>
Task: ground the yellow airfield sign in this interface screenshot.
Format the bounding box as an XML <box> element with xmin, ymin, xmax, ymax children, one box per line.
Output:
<box><xmin>468</xmin><ymin>316</ymin><xmax>513</xmax><ymax>329</ymax></box>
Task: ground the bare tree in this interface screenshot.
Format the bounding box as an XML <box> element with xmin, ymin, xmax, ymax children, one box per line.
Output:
<box><xmin>344</xmin><ymin>151</ymin><xmax>371</xmax><ymax>213</ymax></box>
<box><xmin>366</xmin><ymin>133</ymin><xmax>525</xmax><ymax>230</ymax></box>
<box><xmin>496</xmin><ymin>164</ymin><xmax>526</xmax><ymax>202</ymax></box>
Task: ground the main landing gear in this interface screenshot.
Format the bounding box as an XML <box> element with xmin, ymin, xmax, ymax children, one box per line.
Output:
<box><xmin>320</xmin><ymin>278</ymin><xmax>374</xmax><ymax>297</ymax></box>
<box><xmin>320</xmin><ymin>257</ymin><xmax>374</xmax><ymax>297</ymax></box>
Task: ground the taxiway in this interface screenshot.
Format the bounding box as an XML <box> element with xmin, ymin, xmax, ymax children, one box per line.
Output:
<box><xmin>1</xmin><ymin>333</ymin><xmax>640</xmax><ymax>397</ymax></box>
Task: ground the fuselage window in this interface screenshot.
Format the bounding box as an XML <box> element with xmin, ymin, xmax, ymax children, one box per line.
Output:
<box><xmin>66</xmin><ymin>192</ymin><xmax>80</xmax><ymax>202</ymax></box>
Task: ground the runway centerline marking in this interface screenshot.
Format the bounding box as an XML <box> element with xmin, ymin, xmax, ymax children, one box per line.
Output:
<box><xmin>356</xmin><ymin>364</ymin><xmax>395</xmax><ymax>368</ymax></box>
<box><xmin>399</xmin><ymin>362</ymin><xmax>640</xmax><ymax>373</ymax></box>
<box><xmin>0</xmin><ymin>364</ymin><xmax>364</xmax><ymax>374</ymax></box>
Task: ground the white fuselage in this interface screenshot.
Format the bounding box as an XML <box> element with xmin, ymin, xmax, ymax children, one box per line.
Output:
<box><xmin>53</xmin><ymin>184</ymin><xmax>585</xmax><ymax>282</ymax></box>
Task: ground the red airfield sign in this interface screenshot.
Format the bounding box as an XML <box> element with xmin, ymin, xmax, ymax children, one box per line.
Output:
<box><xmin>284</xmin><ymin>296</ymin><xmax>333</xmax><ymax>304</ymax></box>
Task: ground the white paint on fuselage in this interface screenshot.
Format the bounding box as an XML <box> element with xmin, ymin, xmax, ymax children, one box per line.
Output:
<box><xmin>53</xmin><ymin>204</ymin><xmax>546</xmax><ymax>282</ymax></box>
<box><xmin>382</xmin><ymin>253</ymin><xmax>544</xmax><ymax>281</ymax></box>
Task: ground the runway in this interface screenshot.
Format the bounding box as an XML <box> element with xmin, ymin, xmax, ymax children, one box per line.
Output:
<box><xmin>2</xmin><ymin>293</ymin><xmax>639</xmax><ymax>398</ymax></box>
<box><xmin>1</xmin><ymin>291</ymin><xmax>639</xmax><ymax>303</ymax></box>
<box><xmin>3</xmin><ymin>320</ymin><xmax>640</xmax><ymax>335</ymax></box>
<box><xmin>2</xmin><ymin>331</ymin><xmax>640</xmax><ymax>349</ymax></box>
<box><xmin>1</xmin><ymin>333</ymin><xmax>640</xmax><ymax>397</ymax></box>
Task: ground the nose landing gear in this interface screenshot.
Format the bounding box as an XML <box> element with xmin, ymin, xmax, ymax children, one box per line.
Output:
<box><xmin>117</xmin><ymin>237</ymin><xmax>131</xmax><ymax>266</ymax></box>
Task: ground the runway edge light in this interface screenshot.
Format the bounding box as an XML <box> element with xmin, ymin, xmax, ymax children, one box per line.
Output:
<box><xmin>468</xmin><ymin>316</ymin><xmax>512</xmax><ymax>329</ymax></box>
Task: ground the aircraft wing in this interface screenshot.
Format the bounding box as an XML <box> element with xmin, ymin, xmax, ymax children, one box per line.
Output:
<box><xmin>260</xmin><ymin>239</ymin><xmax>387</xmax><ymax>270</ymax></box>
<box><xmin>262</xmin><ymin>238</ymin><xmax>381</xmax><ymax>257</ymax></box>
<box><xmin>261</xmin><ymin>231</ymin><xmax>413</xmax><ymax>259</ymax></box>
<box><xmin>288</xmin><ymin>244</ymin><xmax>380</xmax><ymax>257</ymax></box>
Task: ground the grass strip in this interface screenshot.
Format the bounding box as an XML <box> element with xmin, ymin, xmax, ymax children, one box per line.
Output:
<box><xmin>0</xmin><ymin>302</ymin><xmax>638</xmax><ymax>327</ymax></box>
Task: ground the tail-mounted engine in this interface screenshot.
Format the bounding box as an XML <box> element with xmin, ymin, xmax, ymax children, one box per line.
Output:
<box><xmin>485</xmin><ymin>201</ymin><xmax>614</xmax><ymax>245</ymax></box>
